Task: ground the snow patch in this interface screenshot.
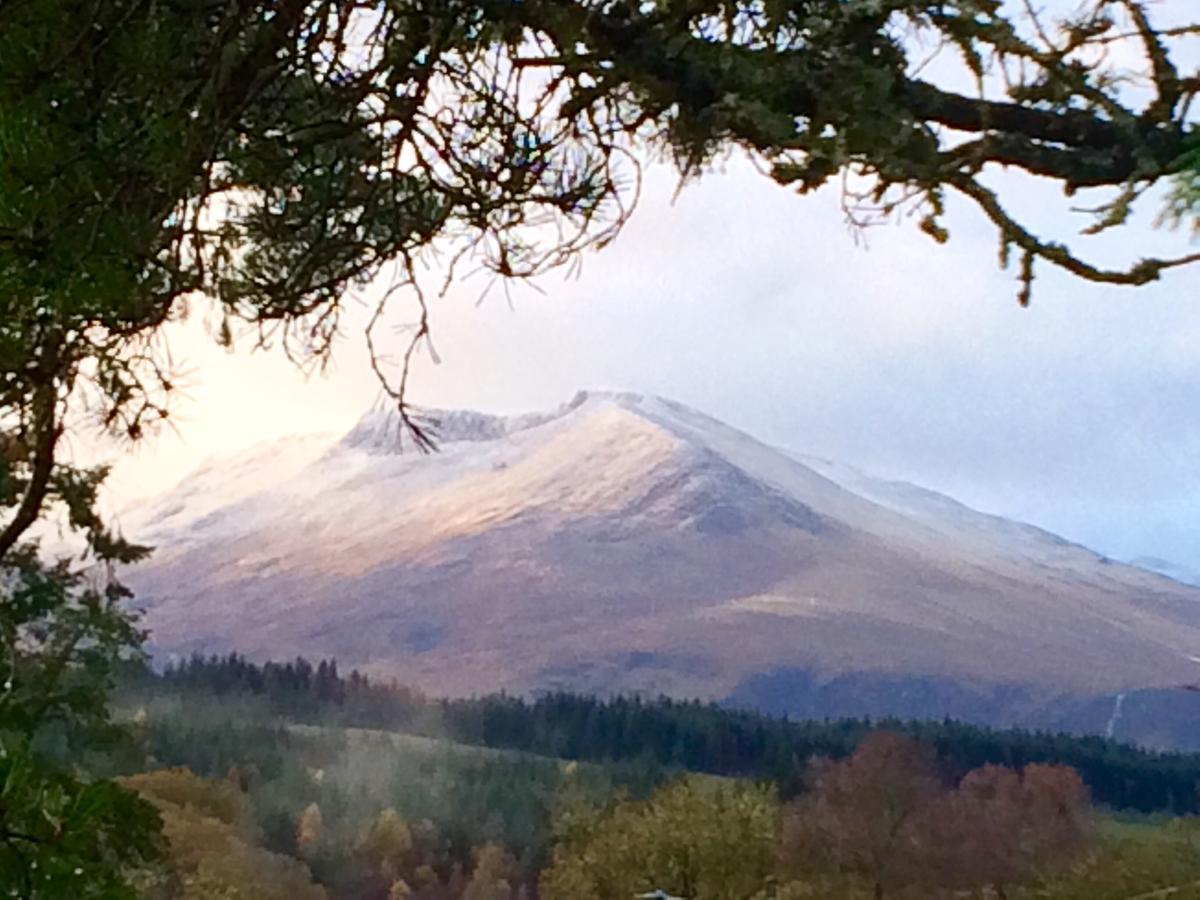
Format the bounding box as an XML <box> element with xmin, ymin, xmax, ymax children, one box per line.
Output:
<box><xmin>340</xmin><ymin>390</ymin><xmax>648</xmax><ymax>454</ymax></box>
<box><xmin>1105</xmin><ymin>693</ymin><xmax>1126</xmax><ymax>739</ymax></box>
<box><xmin>709</xmin><ymin>593</ymin><xmax>828</xmax><ymax>618</ymax></box>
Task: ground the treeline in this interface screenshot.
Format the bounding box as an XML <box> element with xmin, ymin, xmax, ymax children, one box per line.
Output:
<box><xmin>120</xmin><ymin>731</ymin><xmax>1200</xmax><ymax>900</ymax></box>
<box><xmin>544</xmin><ymin>733</ymin><xmax>1095</xmax><ymax>900</ymax></box>
<box><xmin>127</xmin><ymin>653</ymin><xmax>1200</xmax><ymax>814</ymax></box>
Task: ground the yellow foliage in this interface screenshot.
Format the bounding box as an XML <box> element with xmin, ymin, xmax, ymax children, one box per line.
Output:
<box><xmin>539</xmin><ymin>858</ymin><xmax>601</xmax><ymax>900</ymax></box>
<box><xmin>120</xmin><ymin>768</ymin><xmax>327</xmax><ymax>900</ymax></box>
<box><xmin>462</xmin><ymin>842</ymin><xmax>515</xmax><ymax>900</ymax></box>
<box><xmin>121</xmin><ymin>768</ymin><xmax>259</xmax><ymax>841</ymax></box>
<box><xmin>297</xmin><ymin>801</ymin><xmax>324</xmax><ymax>852</ymax></box>
<box><xmin>357</xmin><ymin>806</ymin><xmax>415</xmax><ymax>881</ymax></box>
<box><xmin>414</xmin><ymin>864</ymin><xmax>441</xmax><ymax>890</ymax></box>
<box><xmin>541</xmin><ymin>777</ymin><xmax>778</xmax><ymax>900</ymax></box>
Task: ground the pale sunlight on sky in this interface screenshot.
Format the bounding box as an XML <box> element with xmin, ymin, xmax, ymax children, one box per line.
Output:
<box><xmin>85</xmin><ymin>155</ymin><xmax>1200</xmax><ymax>573</ymax></box>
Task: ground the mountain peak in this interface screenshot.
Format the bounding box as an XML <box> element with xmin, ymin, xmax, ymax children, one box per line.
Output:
<box><xmin>124</xmin><ymin>387</ymin><xmax>1200</xmax><ymax>745</ymax></box>
<box><xmin>569</xmin><ymin>388</ymin><xmax>649</xmax><ymax>408</ymax></box>
<box><xmin>339</xmin><ymin>389</ymin><xmax>656</xmax><ymax>454</ymax></box>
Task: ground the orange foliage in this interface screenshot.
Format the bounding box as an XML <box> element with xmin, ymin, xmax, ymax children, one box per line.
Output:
<box><xmin>781</xmin><ymin>732</ymin><xmax>1093</xmax><ymax>899</ymax></box>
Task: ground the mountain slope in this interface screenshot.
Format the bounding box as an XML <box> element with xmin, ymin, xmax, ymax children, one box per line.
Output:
<box><xmin>121</xmin><ymin>391</ymin><xmax>1200</xmax><ymax>743</ymax></box>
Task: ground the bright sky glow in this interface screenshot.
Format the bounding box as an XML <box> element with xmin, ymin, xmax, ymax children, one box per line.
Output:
<box><xmin>84</xmin><ymin>152</ymin><xmax>1200</xmax><ymax>573</ymax></box>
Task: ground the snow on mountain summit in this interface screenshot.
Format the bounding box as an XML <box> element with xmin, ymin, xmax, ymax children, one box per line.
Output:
<box><xmin>340</xmin><ymin>390</ymin><xmax>658</xmax><ymax>453</ymax></box>
<box><xmin>122</xmin><ymin>390</ymin><xmax>1200</xmax><ymax>741</ymax></box>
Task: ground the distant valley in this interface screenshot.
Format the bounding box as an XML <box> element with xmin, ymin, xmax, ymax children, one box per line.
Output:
<box><xmin>120</xmin><ymin>391</ymin><xmax>1200</xmax><ymax>748</ymax></box>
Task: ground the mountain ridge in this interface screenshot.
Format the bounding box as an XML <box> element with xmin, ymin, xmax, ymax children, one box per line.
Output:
<box><xmin>121</xmin><ymin>390</ymin><xmax>1200</xmax><ymax>746</ymax></box>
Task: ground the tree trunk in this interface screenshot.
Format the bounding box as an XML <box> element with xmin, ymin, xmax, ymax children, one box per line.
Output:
<box><xmin>0</xmin><ymin>386</ymin><xmax>59</xmax><ymax>563</ymax></box>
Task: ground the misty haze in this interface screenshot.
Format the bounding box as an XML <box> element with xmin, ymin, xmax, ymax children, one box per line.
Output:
<box><xmin>5</xmin><ymin>1</ymin><xmax>1200</xmax><ymax>899</ymax></box>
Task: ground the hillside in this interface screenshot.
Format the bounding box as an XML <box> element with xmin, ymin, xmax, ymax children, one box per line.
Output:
<box><xmin>119</xmin><ymin>391</ymin><xmax>1200</xmax><ymax>746</ymax></box>
<box><xmin>117</xmin><ymin>668</ymin><xmax>1200</xmax><ymax>900</ymax></box>
<box><xmin>125</xmin><ymin>654</ymin><xmax>1200</xmax><ymax>816</ymax></box>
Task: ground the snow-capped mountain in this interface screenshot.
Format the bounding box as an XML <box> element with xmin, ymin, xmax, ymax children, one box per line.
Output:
<box><xmin>120</xmin><ymin>391</ymin><xmax>1200</xmax><ymax>747</ymax></box>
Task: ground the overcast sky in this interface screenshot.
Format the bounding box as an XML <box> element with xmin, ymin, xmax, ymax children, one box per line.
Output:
<box><xmin>83</xmin><ymin>152</ymin><xmax>1200</xmax><ymax>572</ymax></box>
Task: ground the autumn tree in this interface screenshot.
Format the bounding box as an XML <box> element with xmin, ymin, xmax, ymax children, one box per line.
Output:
<box><xmin>541</xmin><ymin>777</ymin><xmax>779</xmax><ymax>900</ymax></box>
<box><xmin>297</xmin><ymin>801</ymin><xmax>326</xmax><ymax>855</ymax></box>
<box><xmin>1</xmin><ymin>0</ymin><xmax>1196</xmax><ymax>889</ymax></box>
<box><xmin>461</xmin><ymin>843</ymin><xmax>518</xmax><ymax>900</ymax></box>
<box><xmin>936</xmin><ymin>763</ymin><xmax>1092</xmax><ymax>898</ymax></box>
<box><xmin>780</xmin><ymin>732</ymin><xmax>1096</xmax><ymax>899</ymax></box>
<box><xmin>780</xmin><ymin>732</ymin><xmax>945</xmax><ymax>899</ymax></box>
<box><xmin>121</xmin><ymin>768</ymin><xmax>327</xmax><ymax>900</ymax></box>
<box><xmin>357</xmin><ymin>807</ymin><xmax>415</xmax><ymax>885</ymax></box>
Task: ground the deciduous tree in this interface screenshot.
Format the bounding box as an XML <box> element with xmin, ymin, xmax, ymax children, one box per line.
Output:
<box><xmin>781</xmin><ymin>732</ymin><xmax>944</xmax><ymax>899</ymax></box>
<box><xmin>936</xmin><ymin>762</ymin><xmax>1091</xmax><ymax>898</ymax></box>
<box><xmin>542</xmin><ymin>776</ymin><xmax>778</xmax><ymax>900</ymax></box>
<box><xmin>1</xmin><ymin>2</ymin><xmax>1193</xmax><ymax>890</ymax></box>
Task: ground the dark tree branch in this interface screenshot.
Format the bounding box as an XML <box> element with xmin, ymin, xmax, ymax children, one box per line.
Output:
<box><xmin>0</xmin><ymin>388</ymin><xmax>60</xmax><ymax>565</ymax></box>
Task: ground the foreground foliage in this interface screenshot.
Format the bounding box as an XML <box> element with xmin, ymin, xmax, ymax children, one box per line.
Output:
<box><xmin>84</xmin><ymin>681</ymin><xmax>1200</xmax><ymax>899</ymax></box>
<box><xmin>4</xmin><ymin>0</ymin><xmax>1199</xmax><ymax>582</ymax></box>
<box><xmin>3</xmin><ymin>2</ymin><xmax>1200</xmax><ymax>891</ymax></box>
<box><xmin>0</xmin><ymin>750</ymin><xmax>161</xmax><ymax>898</ymax></box>
<box><xmin>0</xmin><ymin>545</ymin><xmax>162</xmax><ymax>897</ymax></box>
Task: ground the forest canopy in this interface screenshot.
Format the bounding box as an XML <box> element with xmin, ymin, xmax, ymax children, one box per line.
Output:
<box><xmin>1</xmin><ymin>1</ymin><xmax>1199</xmax><ymax>892</ymax></box>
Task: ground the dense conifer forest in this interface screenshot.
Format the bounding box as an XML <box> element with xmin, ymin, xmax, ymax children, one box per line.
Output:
<box><xmin>126</xmin><ymin>653</ymin><xmax>1200</xmax><ymax>815</ymax></box>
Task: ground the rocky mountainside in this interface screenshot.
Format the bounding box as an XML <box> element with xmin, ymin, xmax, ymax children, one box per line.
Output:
<box><xmin>120</xmin><ymin>391</ymin><xmax>1200</xmax><ymax>747</ymax></box>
